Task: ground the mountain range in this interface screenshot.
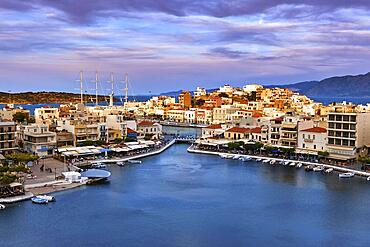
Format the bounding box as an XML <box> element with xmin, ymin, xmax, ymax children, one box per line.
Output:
<box><xmin>160</xmin><ymin>72</ymin><xmax>370</xmax><ymax>99</ymax></box>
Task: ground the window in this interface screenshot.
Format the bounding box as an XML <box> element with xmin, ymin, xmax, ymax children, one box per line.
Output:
<box><xmin>314</xmin><ymin>145</ymin><xmax>316</xmax><ymax>149</ymax></box>
<box><xmin>335</xmin><ymin>139</ymin><xmax>341</xmax><ymax>145</ymax></box>
<box><xmin>302</xmin><ymin>143</ymin><xmax>305</xmax><ymax>148</ymax></box>
<box><xmin>313</xmin><ymin>135</ymin><xmax>315</xmax><ymax>140</ymax></box>
<box><xmin>343</xmin><ymin>115</ymin><xmax>349</xmax><ymax>121</ymax></box>
<box><xmin>303</xmin><ymin>134</ymin><xmax>305</xmax><ymax>138</ymax></box>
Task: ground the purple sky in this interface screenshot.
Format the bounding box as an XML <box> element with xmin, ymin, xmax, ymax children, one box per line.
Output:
<box><xmin>1</xmin><ymin>0</ymin><xmax>370</xmax><ymax>95</ymax></box>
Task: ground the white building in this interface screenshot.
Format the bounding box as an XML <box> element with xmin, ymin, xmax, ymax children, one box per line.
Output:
<box><xmin>22</xmin><ymin>124</ymin><xmax>57</xmax><ymax>156</ymax></box>
<box><xmin>243</xmin><ymin>84</ymin><xmax>263</xmax><ymax>92</ymax></box>
<box><xmin>297</xmin><ymin>127</ymin><xmax>327</xmax><ymax>155</ymax></box>
<box><xmin>35</xmin><ymin>107</ymin><xmax>59</xmax><ymax>125</ymax></box>
<box><xmin>194</xmin><ymin>87</ymin><xmax>206</xmax><ymax>97</ymax></box>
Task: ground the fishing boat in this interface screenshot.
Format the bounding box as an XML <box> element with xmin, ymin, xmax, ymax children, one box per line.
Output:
<box><xmin>313</xmin><ymin>166</ymin><xmax>324</xmax><ymax>172</ymax></box>
<box><xmin>117</xmin><ymin>161</ymin><xmax>125</xmax><ymax>167</ymax></box>
<box><xmin>36</xmin><ymin>195</ymin><xmax>55</xmax><ymax>202</ymax></box>
<box><xmin>0</xmin><ymin>204</ymin><xmax>5</xmax><ymax>210</ymax></box>
<box><xmin>325</xmin><ymin>168</ymin><xmax>334</xmax><ymax>173</ymax></box>
<box><xmin>128</xmin><ymin>160</ymin><xmax>142</xmax><ymax>164</ymax></box>
<box><xmin>31</xmin><ymin>197</ymin><xmax>48</xmax><ymax>204</ymax></box>
<box><xmin>339</xmin><ymin>172</ymin><xmax>354</xmax><ymax>178</ymax></box>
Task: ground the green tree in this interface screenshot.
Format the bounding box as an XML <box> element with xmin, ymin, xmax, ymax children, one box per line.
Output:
<box><xmin>5</xmin><ymin>153</ymin><xmax>39</xmax><ymax>164</ymax></box>
<box><xmin>13</xmin><ymin>112</ymin><xmax>28</xmax><ymax>123</ymax></box>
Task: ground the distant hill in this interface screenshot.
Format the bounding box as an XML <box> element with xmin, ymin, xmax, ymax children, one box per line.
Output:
<box><xmin>268</xmin><ymin>72</ymin><xmax>370</xmax><ymax>98</ymax></box>
<box><xmin>0</xmin><ymin>91</ymin><xmax>112</xmax><ymax>104</ymax></box>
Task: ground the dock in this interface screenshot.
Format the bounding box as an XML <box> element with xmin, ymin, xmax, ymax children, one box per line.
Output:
<box><xmin>0</xmin><ymin>192</ymin><xmax>34</xmax><ymax>203</ymax></box>
<box><xmin>187</xmin><ymin>146</ymin><xmax>370</xmax><ymax>178</ymax></box>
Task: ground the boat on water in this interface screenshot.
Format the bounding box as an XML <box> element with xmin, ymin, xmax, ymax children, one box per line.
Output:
<box><xmin>0</xmin><ymin>204</ymin><xmax>5</xmax><ymax>210</ymax></box>
<box><xmin>289</xmin><ymin>162</ymin><xmax>296</xmax><ymax>167</ymax></box>
<box><xmin>232</xmin><ymin>155</ymin><xmax>241</xmax><ymax>160</ymax></box>
<box><xmin>117</xmin><ymin>161</ymin><xmax>125</xmax><ymax>167</ymax></box>
<box><xmin>313</xmin><ymin>166</ymin><xmax>324</xmax><ymax>172</ymax></box>
<box><xmin>31</xmin><ymin>197</ymin><xmax>48</xmax><ymax>204</ymax></box>
<box><xmin>256</xmin><ymin>158</ymin><xmax>263</xmax><ymax>162</ymax></box>
<box><xmin>305</xmin><ymin>165</ymin><xmax>314</xmax><ymax>171</ymax></box>
<box><xmin>239</xmin><ymin>156</ymin><xmax>252</xmax><ymax>162</ymax></box>
<box><xmin>283</xmin><ymin>161</ymin><xmax>290</xmax><ymax>166</ymax></box>
<box><xmin>128</xmin><ymin>160</ymin><xmax>142</xmax><ymax>164</ymax></box>
<box><xmin>325</xmin><ymin>168</ymin><xmax>334</xmax><ymax>173</ymax></box>
<box><xmin>367</xmin><ymin>176</ymin><xmax>370</xmax><ymax>181</ymax></box>
<box><xmin>339</xmin><ymin>172</ymin><xmax>354</xmax><ymax>178</ymax></box>
<box><xmin>296</xmin><ymin>163</ymin><xmax>303</xmax><ymax>168</ymax></box>
<box><xmin>91</xmin><ymin>163</ymin><xmax>107</xmax><ymax>169</ymax></box>
<box><xmin>270</xmin><ymin>160</ymin><xmax>276</xmax><ymax>165</ymax></box>
<box><xmin>36</xmin><ymin>195</ymin><xmax>55</xmax><ymax>202</ymax></box>
<box><xmin>225</xmin><ymin>154</ymin><xmax>234</xmax><ymax>159</ymax></box>
<box><xmin>262</xmin><ymin>159</ymin><xmax>270</xmax><ymax>163</ymax></box>
<box><xmin>219</xmin><ymin>154</ymin><xmax>227</xmax><ymax>159</ymax></box>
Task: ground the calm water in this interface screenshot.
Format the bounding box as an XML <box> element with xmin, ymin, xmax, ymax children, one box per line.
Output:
<box><xmin>1</xmin><ymin>144</ymin><xmax>370</xmax><ymax>247</ymax></box>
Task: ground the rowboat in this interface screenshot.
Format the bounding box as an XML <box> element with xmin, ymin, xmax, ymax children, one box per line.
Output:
<box><xmin>338</xmin><ymin>172</ymin><xmax>354</xmax><ymax>178</ymax></box>
<box><xmin>36</xmin><ymin>195</ymin><xmax>55</xmax><ymax>202</ymax></box>
<box><xmin>31</xmin><ymin>197</ymin><xmax>48</xmax><ymax>204</ymax></box>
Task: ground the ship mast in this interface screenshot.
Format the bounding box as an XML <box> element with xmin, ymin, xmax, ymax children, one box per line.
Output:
<box><xmin>95</xmin><ymin>71</ymin><xmax>99</xmax><ymax>106</ymax></box>
<box><xmin>79</xmin><ymin>70</ymin><xmax>84</xmax><ymax>104</ymax></box>
<box><xmin>124</xmin><ymin>73</ymin><xmax>129</xmax><ymax>105</ymax></box>
<box><xmin>109</xmin><ymin>72</ymin><xmax>114</xmax><ymax>107</ymax></box>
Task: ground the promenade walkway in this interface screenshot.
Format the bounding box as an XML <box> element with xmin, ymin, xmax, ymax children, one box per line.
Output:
<box><xmin>187</xmin><ymin>146</ymin><xmax>370</xmax><ymax>178</ymax></box>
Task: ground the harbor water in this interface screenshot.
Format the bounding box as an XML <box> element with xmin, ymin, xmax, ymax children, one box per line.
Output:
<box><xmin>1</xmin><ymin>144</ymin><xmax>370</xmax><ymax>247</ymax></box>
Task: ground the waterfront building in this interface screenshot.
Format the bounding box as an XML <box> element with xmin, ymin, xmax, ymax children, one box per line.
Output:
<box><xmin>279</xmin><ymin>114</ymin><xmax>299</xmax><ymax>148</ymax></box>
<box><xmin>224</xmin><ymin>127</ymin><xmax>250</xmax><ymax>140</ymax></box>
<box><xmin>297</xmin><ymin>127</ymin><xmax>327</xmax><ymax>155</ymax></box>
<box><xmin>326</xmin><ymin>105</ymin><xmax>370</xmax><ymax>161</ymax></box>
<box><xmin>137</xmin><ymin>121</ymin><xmax>162</xmax><ymax>139</ymax></box>
<box><xmin>201</xmin><ymin>124</ymin><xmax>224</xmax><ymax>138</ymax></box>
<box><xmin>56</xmin><ymin>130</ymin><xmax>74</xmax><ymax>147</ymax></box>
<box><xmin>184</xmin><ymin>109</ymin><xmax>196</xmax><ymax>124</ymax></box>
<box><xmin>0</xmin><ymin>122</ymin><xmax>17</xmax><ymax>154</ymax></box>
<box><xmin>22</xmin><ymin>124</ymin><xmax>56</xmax><ymax>156</ymax></box>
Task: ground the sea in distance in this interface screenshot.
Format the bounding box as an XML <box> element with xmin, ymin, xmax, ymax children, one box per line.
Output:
<box><xmin>1</xmin><ymin>96</ymin><xmax>369</xmax><ymax>115</ymax></box>
<box><xmin>1</xmin><ymin>144</ymin><xmax>370</xmax><ymax>247</ymax></box>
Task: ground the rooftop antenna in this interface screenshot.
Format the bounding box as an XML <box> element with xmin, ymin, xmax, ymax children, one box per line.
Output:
<box><xmin>79</xmin><ymin>70</ymin><xmax>84</xmax><ymax>104</ymax></box>
<box><xmin>124</xmin><ymin>73</ymin><xmax>129</xmax><ymax>105</ymax></box>
<box><xmin>109</xmin><ymin>72</ymin><xmax>114</xmax><ymax>107</ymax></box>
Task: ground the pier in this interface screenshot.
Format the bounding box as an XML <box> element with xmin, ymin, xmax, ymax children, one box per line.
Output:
<box><xmin>187</xmin><ymin>145</ymin><xmax>370</xmax><ymax>178</ymax></box>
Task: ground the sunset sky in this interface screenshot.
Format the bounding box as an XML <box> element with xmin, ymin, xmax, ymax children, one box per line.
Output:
<box><xmin>1</xmin><ymin>0</ymin><xmax>370</xmax><ymax>95</ymax></box>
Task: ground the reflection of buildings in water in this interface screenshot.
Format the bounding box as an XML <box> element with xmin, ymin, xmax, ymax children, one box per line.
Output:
<box><xmin>162</xmin><ymin>126</ymin><xmax>201</xmax><ymax>137</ymax></box>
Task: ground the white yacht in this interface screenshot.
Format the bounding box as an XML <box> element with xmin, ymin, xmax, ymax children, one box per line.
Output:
<box><xmin>339</xmin><ymin>172</ymin><xmax>354</xmax><ymax>178</ymax></box>
<box><xmin>313</xmin><ymin>166</ymin><xmax>324</xmax><ymax>172</ymax></box>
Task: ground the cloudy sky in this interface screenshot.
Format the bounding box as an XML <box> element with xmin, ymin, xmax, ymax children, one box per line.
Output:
<box><xmin>1</xmin><ymin>0</ymin><xmax>370</xmax><ymax>94</ymax></box>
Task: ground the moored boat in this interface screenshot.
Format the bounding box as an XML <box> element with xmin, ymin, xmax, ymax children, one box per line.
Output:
<box><xmin>305</xmin><ymin>165</ymin><xmax>314</xmax><ymax>171</ymax></box>
<box><xmin>367</xmin><ymin>176</ymin><xmax>370</xmax><ymax>181</ymax></box>
<box><xmin>117</xmin><ymin>161</ymin><xmax>125</xmax><ymax>167</ymax></box>
<box><xmin>313</xmin><ymin>166</ymin><xmax>324</xmax><ymax>172</ymax></box>
<box><xmin>339</xmin><ymin>172</ymin><xmax>354</xmax><ymax>178</ymax></box>
<box><xmin>270</xmin><ymin>160</ymin><xmax>276</xmax><ymax>165</ymax></box>
<box><xmin>256</xmin><ymin>158</ymin><xmax>262</xmax><ymax>162</ymax></box>
<box><xmin>283</xmin><ymin>161</ymin><xmax>290</xmax><ymax>166</ymax></box>
<box><xmin>36</xmin><ymin>195</ymin><xmax>55</xmax><ymax>202</ymax></box>
<box><xmin>325</xmin><ymin>168</ymin><xmax>333</xmax><ymax>173</ymax></box>
<box><xmin>91</xmin><ymin>163</ymin><xmax>107</xmax><ymax>169</ymax></box>
<box><xmin>262</xmin><ymin>159</ymin><xmax>270</xmax><ymax>163</ymax></box>
<box><xmin>31</xmin><ymin>197</ymin><xmax>48</xmax><ymax>204</ymax></box>
<box><xmin>0</xmin><ymin>204</ymin><xmax>5</xmax><ymax>210</ymax></box>
<box><xmin>289</xmin><ymin>162</ymin><xmax>296</xmax><ymax>167</ymax></box>
<box><xmin>128</xmin><ymin>160</ymin><xmax>142</xmax><ymax>164</ymax></box>
<box><xmin>232</xmin><ymin>155</ymin><xmax>241</xmax><ymax>160</ymax></box>
<box><xmin>296</xmin><ymin>163</ymin><xmax>303</xmax><ymax>168</ymax></box>
<box><xmin>239</xmin><ymin>156</ymin><xmax>252</xmax><ymax>162</ymax></box>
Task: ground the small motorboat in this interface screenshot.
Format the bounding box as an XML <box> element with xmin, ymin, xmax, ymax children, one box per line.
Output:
<box><xmin>283</xmin><ymin>161</ymin><xmax>290</xmax><ymax>166</ymax></box>
<box><xmin>270</xmin><ymin>160</ymin><xmax>276</xmax><ymax>165</ymax></box>
<box><xmin>289</xmin><ymin>162</ymin><xmax>296</xmax><ymax>167</ymax></box>
<box><xmin>296</xmin><ymin>163</ymin><xmax>303</xmax><ymax>168</ymax></box>
<box><xmin>36</xmin><ymin>195</ymin><xmax>55</xmax><ymax>202</ymax></box>
<box><xmin>262</xmin><ymin>159</ymin><xmax>270</xmax><ymax>163</ymax></box>
<box><xmin>219</xmin><ymin>154</ymin><xmax>227</xmax><ymax>159</ymax></box>
<box><xmin>325</xmin><ymin>168</ymin><xmax>333</xmax><ymax>173</ymax></box>
<box><xmin>313</xmin><ymin>166</ymin><xmax>324</xmax><ymax>172</ymax></box>
<box><xmin>225</xmin><ymin>155</ymin><xmax>234</xmax><ymax>159</ymax></box>
<box><xmin>367</xmin><ymin>176</ymin><xmax>370</xmax><ymax>181</ymax></box>
<box><xmin>239</xmin><ymin>156</ymin><xmax>252</xmax><ymax>162</ymax></box>
<box><xmin>128</xmin><ymin>160</ymin><xmax>142</xmax><ymax>164</ymax></box>
<box><xmin>0</xmin><ymin>204</ymin><xmax>5</xmax><ymax>210</ymax></box>
<box><xmin>91</xmin><ymin>163</ymin><xmax>107</xmax><ymax>169</ymax></box>
<box><xmin>232</xmin><ymin>155</ymin><xmax>241</xmax><ymax>160</ymax></box>
<box><xmin>256</xmin><ymin>158</ymin><xmax>262</xmax><ymax>162</ymax></box>
<box><xmin>339</xmin><ymin>172</ymin><xmax>354</xmax><ymax>178</ymax></box>
<box><xmin>31</xmin><ymin>197</ymin><xmax>48</xmax><ymax>204</ymax></box>
<box><xmin>117</xmin><ymin>161</ymin><xmax>125</xmax><ymax>167</ymax></box>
